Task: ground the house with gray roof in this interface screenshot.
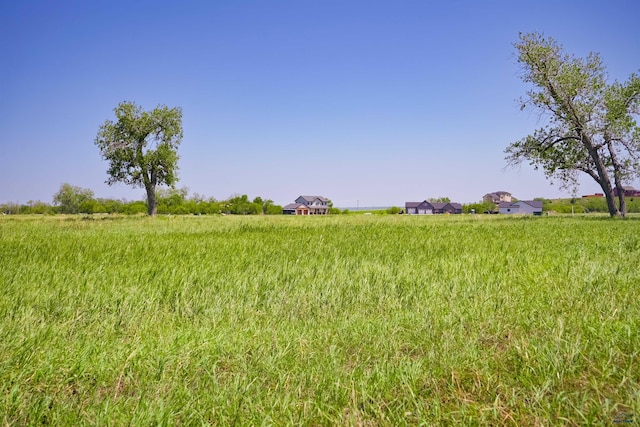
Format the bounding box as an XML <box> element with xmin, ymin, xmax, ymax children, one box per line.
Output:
<box><xmin>405</xmin><ymin>200</ymin><xmax>462</xmax><ymax>214</ymax></box>
<box><xmin>405</xmin><ymin>201</ymin><xmax>433</xmax><ymax>215</ymax></box>
<box><xmin>283</xmin><ymin>195</ymin><xmax>329</xmax><ymax>215</ymax></box>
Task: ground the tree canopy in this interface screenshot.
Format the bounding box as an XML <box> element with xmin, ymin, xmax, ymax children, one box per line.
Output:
<box><xmin>428</xmin><ymin>197</ymin><xmax>451</xmax><ymax>203</ymax></box>
<box><xmin>505</xmin><ymin>32</ymin><xmax>640</xmax><ymax>217</ymax></box>
<box><xmin>53</xmin><ymin>183</ymin><xmax>95</xmax><ymax>214</ymax></box>
<box><xmin>95</xmin><ymin>101</ymin><xmax>183</xmax><ymax>216</ymax></box>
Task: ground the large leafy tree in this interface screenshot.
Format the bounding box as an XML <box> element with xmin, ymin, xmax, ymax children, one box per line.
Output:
<box><xmin>95</xmin><ymin>101</ymin><xmax>183</xmax><ymax>216</ymax></box>
<box><xmin>505</xmin><ymin>33</ymin><xmax>640</xmax><ymax>217</ymax></box>
<box><xmin>53</xmin><ymin>183</ymin><xmax>95</xmax><ymax>214</ymax></box>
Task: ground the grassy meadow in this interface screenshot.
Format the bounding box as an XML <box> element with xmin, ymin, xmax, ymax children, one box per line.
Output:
<box><xmin>1</xmin><ymin>214</ymin><xmax>639</xmax><ymax>425</ymax></box>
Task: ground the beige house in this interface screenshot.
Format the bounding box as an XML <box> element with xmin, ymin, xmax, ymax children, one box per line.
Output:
<box><xmin>483</xmin><ymin>191</ymin><xmax>512</xmax><ymax>204</ymax></box>
<box><xmin>283</xmin><ymin>196</ymin><xmax>330</xmax><ymax>215</ymax></box>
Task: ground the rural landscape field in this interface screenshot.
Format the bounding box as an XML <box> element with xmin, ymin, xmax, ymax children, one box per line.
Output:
<box><xmin>1</xmin><ymin>214</ymin><xmax>638</xmax><ymax>425</ymax></box>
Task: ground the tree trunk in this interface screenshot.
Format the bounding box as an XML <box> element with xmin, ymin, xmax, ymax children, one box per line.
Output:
<box><xmin>146</xmin><ymin>185</ymin><xmax>157</xmax><ymax>216</ymax></box>
<box><xmin>142</xmin><ymin>164</ymin><xmax>158</xmax><ymax>216</ymax></box>
<box><xmin>600</xmin><ymin>183</ymin><xmax>621</xmax><ymax>218</ymax></box>
<box><xmin>617</xmin><ymin>191</ymin><xmax>627</xmax><ymax>218</ymax></box>
<box><xmin>607</xmin><ymin>141</ymin><xmax>627</xmax><ymax>217</ymax></box>
<box><xmin>585</xmin><ymin>136</ymin><xmax>621</xmax><ymax>217</ymax></box>
<box><xmin>612</xmin><ymin>179</ymin><xmax>627</xmax><ymax>218</ymax></box>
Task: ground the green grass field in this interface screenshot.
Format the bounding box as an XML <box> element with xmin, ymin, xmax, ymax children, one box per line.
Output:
<box><xmin>1</xmin><ymin>214</ymin><xmax>638</xmax><ymax>425</ymax></box>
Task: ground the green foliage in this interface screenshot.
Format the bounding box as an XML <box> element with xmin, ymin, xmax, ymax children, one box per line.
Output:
<box><xmin>8</xmin><ymin>189</ymin><xmax>286</xmax><ymax>216</ymax></box>
<box><xmin>17</xmin><ymin>201</ymin><xmax>52</xmax><ymax>215</ymax></box>
<box><xmin>97</xmin><ymin>198</ymin><xmax>124</xmax><ymax>214</ymax></box>
<box><xmin>95</xmin><ymin>101</ymin><xmax>183</xmax><ymax>215</ymax></box>
<box><xmin>0</xmin><ymin>203</ymin><xmax>21</xmax><ymax>214</ymax></box>
<box><xmin>1</xmin><ymin>215</ymin><xmax>638</xmax><ymax>424</ymax></box>
<box><xmin>121</xmin><ymin>201</ymin><xmax>147</xmax><ymax>215</ymax></box>
<box><xmin>505</xmin><ymin>32</ymin><xmax>640</xmax><ymax>217</ymax></box>
<box><xmin>428</xmin><ymin>196</ymin><xmax>450</xmax><ymax>203</ymax></box>
<box><xmin>545</xmin><ymin>196</ymin><xmax>640</xmax><ymax>214</ymax></box>
<box><xmin>156</xmin><ymin>186</ymin><xmax>189</xmax><ymax>214</ymax></box>
<box><xmin>52</xmin><ymin>183</ymin><xmax>95</xmax><ymax>214</ymax></box>
<box><xmin>253</xmin><ymin>197</ymin><xmax>283</xmax><ymax>215</ymax></box>
<box><xmin>386</xmin><ymin>206</ymin><xmax>402</xmax><ymax>214</ymax></box>
<box><xmin>264</xmin><ymin>202</ymin><xmax>283</xmax><ymax>215</ymax></box>
<box><xmin>463</xmin><ymin>201</ymin><xmax>496</xmax><ymax>214</ymax></box>
<box><xmin>224</xmin><ymin>194</ymin><xmax>261</xmax><ymax>215</ymax></box>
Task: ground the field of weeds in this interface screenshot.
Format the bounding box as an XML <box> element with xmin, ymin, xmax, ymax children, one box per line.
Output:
<box><xmin>1</xmin><ymin>214</ymin><xmax>638</xmax><ymax>425</ymax></box>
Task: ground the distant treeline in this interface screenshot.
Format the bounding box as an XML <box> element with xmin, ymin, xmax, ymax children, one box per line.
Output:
<box><xmin>541</xmin><ymin>197</ymin><xmax>640</xmax><ymax>214</ymax></box>
<box><xmin>4</xmin><ymin>183</ymin><xmax>640</xmax><ymax>215</ymax></box>
<box><xmin>1</xmin><ymin>185</ymin><xmax>286</xmax><ymax>215</ymax></box>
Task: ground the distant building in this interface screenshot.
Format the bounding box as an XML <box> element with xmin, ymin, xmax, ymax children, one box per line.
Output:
<box><xmin>283</xmin><ymin>195</ymin><xmax>329</xmax><ymax>215</ymax></box>
<box><xmin>613</xmin><ymin>186</ymin><xmax>640</xmax><ymax>197</ymax></box>
<box><xmin>498</xmin><ymin>200</ymin><xmax>543</xmax><ymax>215</ymax></box>
<box><xmin>483</xmin><ymin>191</ymin><xmax>512</xmax><ymax>204</ymax></box>
<box><xmin>405</xmin><ymin>200</ymin><xmax>462</xmax><ymax>215</ymax></box>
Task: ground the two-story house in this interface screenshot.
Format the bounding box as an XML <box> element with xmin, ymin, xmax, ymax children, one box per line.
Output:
<box><xmin>483</xmin><ymin>191</ymin><xmax>512</xmax><ymax>204</ymax></box>
<box><xmin>282</xmin><ymin>195</ymin><xmax>330</xmax><ymax>215</ymax></box>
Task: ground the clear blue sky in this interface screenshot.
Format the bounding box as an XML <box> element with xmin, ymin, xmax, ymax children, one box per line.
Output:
<box><xmin>2</xmin><ymin>0</ymin><xmax>639</xmax><ymax>207</ymax></box>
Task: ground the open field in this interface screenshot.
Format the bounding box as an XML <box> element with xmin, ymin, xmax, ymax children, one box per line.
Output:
<box><xmin>1</xmin><ymin>214</ymin><xmax>639</xmax><ymax>425</ymax></box>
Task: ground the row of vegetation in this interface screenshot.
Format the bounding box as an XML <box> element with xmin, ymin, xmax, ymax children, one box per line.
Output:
<box><xmin>1</xmin><ymin>188</ymin><xmax>274</xmax><ymax>216</ymax></box>
<box><xmin>7</xmin><ymin>184</ymin><xmax>640</xmax><ymax>216</ymax></box>
<box><xmin>0</xmin><ymin>184</ymin><xmax>358</xmax><ymax>216</ymax></box>
<box><xmin>10</xmin><ymin>187</ymin><xmax>640</xmax><ymax>217</ymax></box>
<box><xmin>0</xmin><ymin>184</ymin><xmax>288</xmax><ymax>216</ymax></box>
<box><xmin>542</xmin><ymin>196</ymin><xmax>640</xmax><ymax>214</ymax></box>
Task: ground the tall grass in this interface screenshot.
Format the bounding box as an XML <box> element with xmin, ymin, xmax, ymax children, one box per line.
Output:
<box><xmin>0</xmin><ymin>214</ymin><xmax>638</xmax><ymax>425</ymax></box>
